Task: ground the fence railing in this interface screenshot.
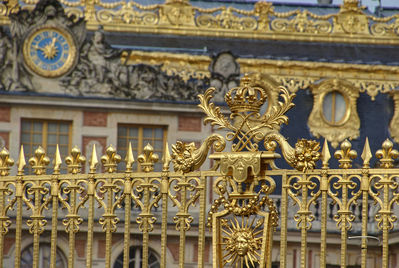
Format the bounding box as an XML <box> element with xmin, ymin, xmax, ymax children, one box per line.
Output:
<box><xmin>1</xmin><ymin>74</ymin><xmax>399</xmax><ymax>268</ymax></box>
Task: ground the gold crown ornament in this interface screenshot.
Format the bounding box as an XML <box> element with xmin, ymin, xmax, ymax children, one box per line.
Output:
<box><xmin>225</xmin><ymin>74</ymin><xmax>267</xmax><ymax>113</ymax></box>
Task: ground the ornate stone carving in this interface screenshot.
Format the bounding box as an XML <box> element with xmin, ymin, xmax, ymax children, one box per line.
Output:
<box><xmin>209</xmin><ymin>52</ymin><xmax>240</xmax><ymax>103</ymax></box>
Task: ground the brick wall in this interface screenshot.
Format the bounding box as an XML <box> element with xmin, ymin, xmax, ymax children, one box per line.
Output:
<box><xmin>83</xmin><ymin>111</ymin><xmax>108</xmax><ymax>127</ymax></box>
<box><xmin>0</xmin><ymin>106</ymin><xmax>10</xmax><ymax>122</ymax></box>
<box><xmin>178</xmin><ymin>115</ymin><xmax>202</xmax><ymax>132</ymax></box>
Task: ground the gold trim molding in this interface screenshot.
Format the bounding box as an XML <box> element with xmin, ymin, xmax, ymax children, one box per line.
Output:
<box><xmin>122</xmin><ymin>51</ymin><xmax>399</xmax><ymax>100</ymax></box>
<box><xmin>2</xmin><ymin>0</ymin><xmax>399</xmax><ymax>45</ymax></box>
<box><xmin>121</xmin><ymin>51</ymin><xmax>211</xmax><ymax>82</ymax></box>
<box><xmin>308</xmin><ymin>79</ymin><xmax>360</xmax><ymax>148</ymax></box>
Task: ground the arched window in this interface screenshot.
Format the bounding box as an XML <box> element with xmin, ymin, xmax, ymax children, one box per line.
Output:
<box><xmin>21</xmin><ymin>243</ymin><xmax>67</xmax><ymax>268</ymax></box>
<box><xmin>113</xmin><ymin>246</ymin><xmax>160</xmax><ymax>268</ymax></box>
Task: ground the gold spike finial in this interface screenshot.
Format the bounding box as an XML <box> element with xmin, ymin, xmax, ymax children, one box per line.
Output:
<box><xmin>361</xmin><ymin>137</ymin><xmax>372</xmax><ymax>168</ymax></box>
<box><xmin>125</xmin><ymin>142</ymin><xmax>135</xmax><ymax>172</ymax></box>
<box><xmin>53</xmin><ymin>145</ymin><xmax>62</xmax><ymax>174</ymax></box>
<box><xmin>321</xmin><ymin>139</ymin><xmax>330</xmax><ymax>168</ymax></box>
<box><xmin>162</xmin><ymin>142</ymin><xmax>171</xmax><ymax>172</ymax></box>
<box><xmin>17</xmin><ymin>145</ymin><xmax>26</xmax><ymax>176</ymax></box>
<box><xmin>89</xmin><ymin>144</ymin><xmax>98</xmax><ymax>173</ymax></box>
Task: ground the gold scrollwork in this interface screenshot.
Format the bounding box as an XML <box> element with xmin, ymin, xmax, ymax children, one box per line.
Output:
<box><xmin>171</xmin><ymin>133</ymin><xmax>225</xmax><ymax>173</ymax></box>
<box><xmin>272</xmin><ymin>10</ymin><xmax>332</xmax><ymax>34</ymax></box>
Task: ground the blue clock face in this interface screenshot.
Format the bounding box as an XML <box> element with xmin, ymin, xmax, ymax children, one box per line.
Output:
<box><xmin>23</xmin><ymin>26</ymin><xmax>77</xmax><ymax>78</ymax></box>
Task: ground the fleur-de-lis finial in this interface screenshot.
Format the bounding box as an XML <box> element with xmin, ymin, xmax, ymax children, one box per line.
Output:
<box><xmin>376</xmin><ymin>139</ymin><xmax>399</xmax><ymax>169</ymax></box>
<box><xmin>29</xmin><ymin>146</ymin><xmax>50</xmax><ymax>175</ymax></box>
<box><xmin>65</xmin><ymin>146</ymin><xmax>86</xmax><ymax>174</ymax></box>
<box><xmin>101</xmin><ymin>145</ymin><xmax>121</xmax><ymax>173</ymax></box>
<box><xmin>138</xmin><ymin>143</ymin><xmax>159</xmax><ymax>172</ymax></box>
<box><xmin>0</xmin><ymin>148</ymin><xmax>14</xmax><ymax>176</ymax></box>
<box><xmin>334</xmin><ymin>139</ymin><xmax>357</xmax><ymax>169</ymax></box>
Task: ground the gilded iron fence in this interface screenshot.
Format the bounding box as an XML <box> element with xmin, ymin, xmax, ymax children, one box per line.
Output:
<box><xmin>1</xmin><ymin>73</ymin><xmax>399</xmax><ymax>268</ymax></box>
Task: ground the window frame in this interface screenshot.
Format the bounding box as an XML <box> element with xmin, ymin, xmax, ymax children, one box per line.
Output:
<box><xmin>117</xmin><ymin>124</ymin><xmax>168</xmax><ymax>171</ymax></box>
<box><xmin>20</xmin><ymin>118</ymin><xmax>72</xmax><ymax>162</ymax></box>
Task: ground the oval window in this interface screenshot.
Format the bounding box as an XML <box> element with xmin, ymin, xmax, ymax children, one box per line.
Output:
<box><xmin>322</xmin><ymin>91</ymin><xmax>348</xmax><ymax>125</ymax></box>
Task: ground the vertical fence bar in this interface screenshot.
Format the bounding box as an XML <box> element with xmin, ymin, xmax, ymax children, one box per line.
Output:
<box><xmin>86</xmin><ymin>144</ymin><xmax>98</xmax><ymax>268</ymax></box>
<box><xmin>123</xmin><ymin>143</ymin><xmax>134</xmax><ymax>268</ymax></box>
<box><xmin>319</xmin><ymin>171</ymin><xmax>328</xmax><ymax>268</ymax></box>
<box><xmin>320</xmin><ymin>140</ymin><xmax>330</xmax><ymax>268</ymax></box>
<box><xmin>340</xmin><ymin>175</ymin><xmax>349</xmax><ymax>268</ymax></box>
<box><xmin>382</xmin><ymin>175</ymin><xmax>390</xmax><ymax>268</ymax></box>
<box><xmin>122</xmin><ymin>175</ymin><xmax>132</xmax><ymax>268</ymax></box>
<box><xmin>279</xmin><ymin>173</ymin><xmax>288</xmax><ymax>268</ymax></box>
<box><xmin>299</xmin><ymin>174</ymin><xmax>308</xmax><ymax>268</ymax></box>
<box><xmin>141</xmin><ymin>177</ymin><xmax>151</xmax><ymax>268</ymax></box>
<box><xmin>28</xmin><ymin>146</ymin><xmax>50</xmax><ymax>268</ymax></box>
<box><xmin>32</xmin><ymin>183</ymin><xmax>41</xmax><ymax>268</ymax></box>
<box><xmin>360</xmin><ymin>187</ymin><xmax>369</xmax><ymax>268</ymax></box>
<box><xmin>160</xmin><ymin>176</ymin><xmax>169</xmax><ymax>268</ymax></box>
<box><xmin>67</xmin><ymin>180</ymin><xmax>77</xmax><ymax>268</ymax></box>
<box><xmin>86</xmin><ymin>174</ymin><xmax>95</xmax><ymax>268</ymax></box>
<box><xmin>101</xmin><ymin>145</ymin><xmax>121</xmax><ymax>268</ymax></box>
<box><xmin>123</xmin><ymin>176</ymin><xmax>132</xmax><ymax>268</ymax></box>
<box><xmin>105</xmin><ymin>176</ymin><xmax>115</xmax><ymax>268</ymax></box>
<box><xmin>160</xmin><ymin>144</ymin><xmax>171</xmax><ymax>268</ymax></box>
<box><xmin>14</xmin><ymin>146</ymin><xmax>25</xmax><ymax>268</ymax></box>
<box><xmin>0</xmin><ymin>174</ymin><xmax>6</xmax><ymax>268</ymax></box>
<box><xmin>50</xmin><ymin>146</ymin><xmax>61</xmax><ymax>268</ymax></box>
<box><xmin>360</xmin><ymin>138</ymin><xmax>371</xmax><ymax>268</ymax></box>
<box><xmin>197</xmin><ymin>174</ymin><xmax>207</xmax><ymax>268</ymax></box>
<box><xmin>178</xmin><ymin>175</ymin><xmax>187</xmax><ymax>268</ymax></box>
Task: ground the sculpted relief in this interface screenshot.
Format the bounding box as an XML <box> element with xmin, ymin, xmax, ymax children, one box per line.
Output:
<box><xmin>0</xmin><ymin>0</ymin><xmax>212</xmax><ymax>102</ymax></box>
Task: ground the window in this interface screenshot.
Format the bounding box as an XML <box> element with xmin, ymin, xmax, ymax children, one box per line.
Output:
<box><xmin>117</xmin><ymin>125</ymin><xmax>167</xmax><ymax>172</ymax></box>
<box><xmin>21</xmin><ymin>243</ymin><xmax>67</xmax><ymax>268</ymax></box>
<box><xmin>322</xmin><ymin>91</ymin><xmax>348</xmax><ymax>126</ymax></box>
<box><xmin>21</xmin><ymin>119</ymin><xmax>71</xmax><ymax>171</ymax></box>
<box><xmin>113</xmin><ymin>246</ymin><xmax>160</xmax><ymax>268</ymax></box>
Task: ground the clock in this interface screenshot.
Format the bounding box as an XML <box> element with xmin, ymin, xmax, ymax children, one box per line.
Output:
<box><xmin>23</xmin><ymin>25</ymin><xmax>77</xmax><ymax>78</ymax></box>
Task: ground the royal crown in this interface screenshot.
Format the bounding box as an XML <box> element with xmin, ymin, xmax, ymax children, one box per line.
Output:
<box><xmin>225</xmin><ymin>74</ymin><xmax>267</xmax><ymax>113</ymax></box>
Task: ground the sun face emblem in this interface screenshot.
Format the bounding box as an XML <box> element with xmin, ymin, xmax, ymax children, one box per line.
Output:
<box><xmin>222</xmin><ymin>216</ymin><xmax>263</xmax><ymax>267</ymax></box>
<box><xmin>41</xmin><ymin>37</ymin><xmax>58</xmax><ymax>60</ymax></box>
